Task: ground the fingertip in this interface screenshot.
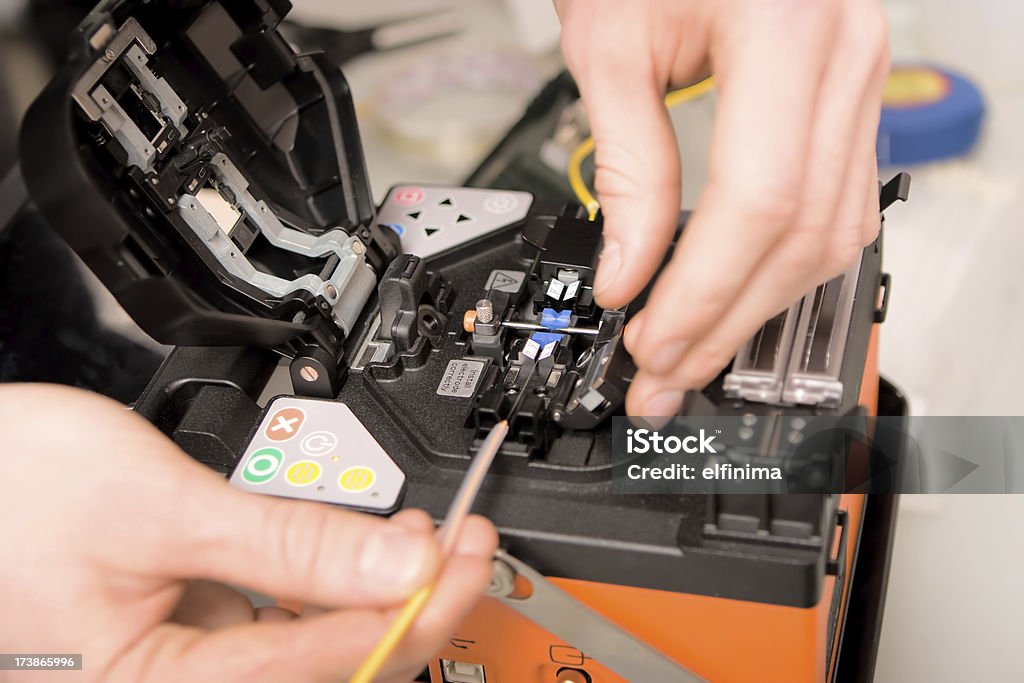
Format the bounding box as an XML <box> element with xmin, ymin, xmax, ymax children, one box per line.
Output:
<box><xmin>592</xmin><ymin>237</ymin><xmax>624</xmax><ymax>305</ymax></box>
<box><xmin>623</xmin><ymin>310</ymin><xmax>647</xmax><ymax>352</ymax></box>
<box><xmin>626</xmin><ymin>372</ymin><xmax>685</xmax><ymax>424</ymax></box>
<box><xmin>626</xmin><ymin>304</ymin><xmax>690</xmax><ymax>373</ymax></box>
<box><xmin>454</xmin><ymin>515</ymin><xmax>498</xmax><ymax>559</ymax></box>
<box><xmin>358</xmin><ymin>526</ymin><xmax>441</xmax><ymax>598</ymax></box>
<box><xmin>625</xmin><ymin>377</ymin><xmax>651</xmax><ymax>418</ymax></box>
<box><xmin>593</xmin><ymin>232</ymin><xmax>671</xmax><ymax>313</ymax></box>
<box><xmin>390</xmin><ymin>508</ymin><xmax>436</xmax><ymax>534</ymax></box>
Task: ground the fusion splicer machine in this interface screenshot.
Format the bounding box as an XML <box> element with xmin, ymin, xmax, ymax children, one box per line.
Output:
<box><xmin>20</xmin><ymin>2</ymin><xmax>911</xmax><ymax>682</ymax></box>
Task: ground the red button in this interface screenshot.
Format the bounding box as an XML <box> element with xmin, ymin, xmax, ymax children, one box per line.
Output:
<box><xmin>393</xmin><ymin>186</ymin><xmax>425</xmax><ymax>207</ymax></box>
<box><xmin>265</xmin><ymin>407</ymin><xmax>305</xmax><ymax>441</ymax></box>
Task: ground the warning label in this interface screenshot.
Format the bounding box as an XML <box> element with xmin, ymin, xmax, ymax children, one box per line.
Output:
<box><xmin>437</xmin><ymin>359</ymin><xmax>486</xmax><ymax>398</ymax></box>
<box><xmin>484</xmin><ymin>269</ymin><xmax>526</xmax><ymax>294</ymax></box>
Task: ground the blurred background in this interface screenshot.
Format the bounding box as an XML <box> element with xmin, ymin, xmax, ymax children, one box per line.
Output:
<box><xmin>1</xmin><ymin>0</ymin><xmax>1022</xmax><ymax>680</ymax></box>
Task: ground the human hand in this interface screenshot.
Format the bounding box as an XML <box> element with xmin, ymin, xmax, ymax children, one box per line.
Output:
<box><xmin>554</xmin><ymin>0</ymin><xmax>890</xmax><ymax>416</ymax></box>
<box><xmin>0</xmin><ymin>384</ymin><xmax>497</xmax><ymax>682</ymax></box>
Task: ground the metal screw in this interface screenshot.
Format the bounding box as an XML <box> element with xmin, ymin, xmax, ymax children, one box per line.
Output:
<box><xmin>103</xmin><ymin>48</ymin><xmax>116</xmax><ymax>62</ymax></box>
<box><xmin>325</xmin><ymin>284</ymin><xmax>338</xmax><ymax>299</ymax></box>
<box><xmin>351</xmin><ymin>240</ymin><xmax>365</xmax><ymax>255</ymax></box>
<box><xmin>299</xmin><ymin>366</ymin><xmax>319</xmax><ymax>382</ymax></box>
<box><xmin>476</xmin><ymin>299</ymin><xmax>494</xmax><ymax>324</ymax></box>
<box><xmin>487</xmin><ymin>560</ymin><xmax>517</xmax><ymax>598</ymax></box>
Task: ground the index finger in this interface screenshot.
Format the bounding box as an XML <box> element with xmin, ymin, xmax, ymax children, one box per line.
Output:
<box><xmin>559</xmin><ymin>2</ymin><xmax>689</xmax><ymax>309</ymax></box>
<box><xmin>629</xmin><ymin>0</ymin><xmax>839</xmax><ymax>376</ymax></box>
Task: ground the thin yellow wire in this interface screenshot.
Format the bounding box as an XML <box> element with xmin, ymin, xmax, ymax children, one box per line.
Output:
<box><xmin>349</xmin><ymin>584</ymin><xmax>434</xmax><ymax>683</ymax></box>
<box><xmin>350</xmin><ymin>418</ymin><xmax>510</xmax><ymax>682</ymax></box>
<box><xmin>567</xmin><ymin>77</ymin><xmax>715</xmax><ymax>220</ymax></box>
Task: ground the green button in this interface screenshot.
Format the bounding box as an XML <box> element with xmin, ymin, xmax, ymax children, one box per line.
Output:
<box><xmin>242</xmin><ymin>447</ymin><xmax>284</xmax><ymax>484</ymax></box>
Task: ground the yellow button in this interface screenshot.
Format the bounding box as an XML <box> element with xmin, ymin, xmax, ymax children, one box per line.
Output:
<box><xmin>285</xmin><ymin>460</ymin><xmax>322</xmax><ymax>487</ymax></box>
<box><xmin>339</xmin><ymin>466</ymin><xmax>376</xmax><ymax>493</ymax></box>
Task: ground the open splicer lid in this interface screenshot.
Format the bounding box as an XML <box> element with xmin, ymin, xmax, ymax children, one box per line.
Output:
<box><xmin>19</xmin><ymin>0</ymin><xmax>400</xmax><ymax>365</ymax></box>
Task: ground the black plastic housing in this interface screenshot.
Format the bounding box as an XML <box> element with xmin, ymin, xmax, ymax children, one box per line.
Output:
<box><xmin>134</xmin><ymin>204</ymin><xmax>897</xmax><ymax>609</ymax></box>
<box><xmin>19</xmin><ymin>0</ymin><xmax>398</xmax><ymax>355</ymax></box>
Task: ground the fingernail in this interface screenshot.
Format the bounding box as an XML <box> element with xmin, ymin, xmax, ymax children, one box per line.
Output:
<box><xmin>359</xmin><ymin>530</ymin><xmax>434</xmax><ymax>588</ymax></box>
<box><xmin>594</xmin><ymin>239</ymin><xmax>622</xmax><ymax>297</ymax></box>
<box><xmin>623</xmin><ymin>318</ymin><xmax>643</xmax><ymax>351</ymax></box>
<box><xmin>646</xmin><ymin>340</ymin><xmax>689</xmax><ymax>375</ymax></box>
<box><xmin>643</xmin><ymin>390</ymin><xmax>684</xmax><ymax>418</ymax></box>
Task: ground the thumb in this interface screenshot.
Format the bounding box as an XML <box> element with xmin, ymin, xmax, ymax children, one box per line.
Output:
<box><xmin>154</xmin><ymin>473</ymin><xmax>441</xmax><ymax>608</ymax></box>
<box><xmin>566</xmin><ymin>36</ymin><xmax>682</xmax><ymax>308</ymax></box>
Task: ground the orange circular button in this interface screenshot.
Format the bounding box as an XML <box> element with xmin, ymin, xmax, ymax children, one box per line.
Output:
<box><xmin>265</xmin><ymin>407</ymin><xmax>305</xmax><ymax>442</ymax></box>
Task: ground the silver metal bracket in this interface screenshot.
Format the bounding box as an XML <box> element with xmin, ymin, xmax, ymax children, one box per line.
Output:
<box><xmin>487</xmin><ymin>550</ymin><xmax>707</xmax><ymax>683</ymax></box>
<box><xmin>72</xmin><ymin>18</ymin><xmax>189</xmax><ymax>172</ymax></box>
<box><xmin>178</xmin><ymin>153</ymin><xmax>376</xmax><ymax>336</ymax></box>
<box><xmin>725</xmin><ymin>254</ymin><xmax>862</xmax><ymax>408</ymax></box>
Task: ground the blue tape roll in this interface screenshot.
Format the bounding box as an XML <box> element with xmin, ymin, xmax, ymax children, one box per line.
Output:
<box><xmin>876</xmin><ymin>65</ymin><xmax>985</xmax><ymax>166</ymax></box>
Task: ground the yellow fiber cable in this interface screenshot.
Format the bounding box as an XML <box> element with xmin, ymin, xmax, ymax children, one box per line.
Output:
<box><xmin>350</xmin><ymin>420</ymin><xmax>510</xmax><ymax>682</ymax></box>
<box><xmin>567</xmin><ymin>135</ymin><xmax>599</xmax><ymax>220</ymax></box>
<box><xmin>350</xmin><ymin>585</ymin><xmax>434</xmax><ymax>683</ymax></box>
<box><xmin>567</xmin><ymin>77</ymin><xmax>715</xmax><ymax>220</ymax></box>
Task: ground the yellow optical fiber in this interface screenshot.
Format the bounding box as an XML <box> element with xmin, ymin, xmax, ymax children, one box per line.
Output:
<box><xmin>567</xmin><ymin>136</ymin><xmax>599</xmax><ymax>220</ymax></box>
<box><xmin>349</xmin><ymin>585</ymin><xmax>434</xmax><ymax>683</ymax></box>
<box><xmin>350</xmin><ymin>420</ymin><xmax>510</xmax><ymax>682</ymax></box>
<box><xmin>567</xmin><ymin>77</ymin><xmax>715</xmax><ymax>221</ymax></box>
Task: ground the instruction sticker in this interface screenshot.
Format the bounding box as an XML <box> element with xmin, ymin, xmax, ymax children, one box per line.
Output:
<box><xmin>437</xmin><ymin>359</ymin><xmax>485</xmax><ymax>398</ymax></box>
<box><xmin>484</xmin><ymin>269</ymin><xmax>526</xmax><ymax>294</ymax></box>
